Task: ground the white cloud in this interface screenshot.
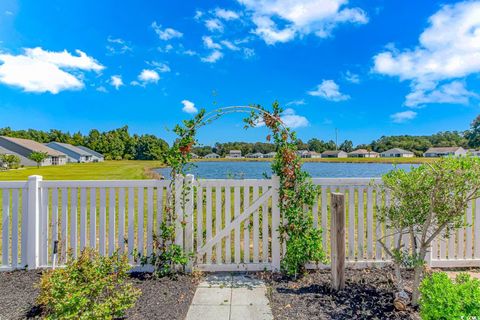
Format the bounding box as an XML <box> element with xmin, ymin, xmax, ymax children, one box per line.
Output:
<box><xmin>344</xmin><ymin>70</ymin><xmax>359</xmax><ymax>83</ymax></box>
<box><xmin>256</xmin><ymin>108</ymin><xmax>309</xmax><ymax>128</ymax></box>
<box><xmin>201</xmin><ymin>50</ymin><xmax>223</xmax><ymax>63</ymax></box>
<box><xmin>96</xmin><ymin>86</ymin><xmax>108</xmax><ymax>93</ymax></box>
<box><xmin>182</xmin><ymin>49</ymin><xmax>198</xmax><ymax>56</ymax></box>
<box><xmin>194</xmin><ymin>10</ymin><xmax>204</xmax><ymax>20</ymax></box>
<box><xmin>148</xmin><ymin>61</ymin><xmax>171</xmax><ymax>73</ymax></box>
<box><xmin>181</xmin><ymin>100</ymin><xmax>198</xmax><ymax>114</ymax></box>
<box><xmin>151</xmin><ymin>21</ymin><xmax>183</xmax><ymax>40</ymax></box>
<box><xmin>405</xmin><ymin>81</ymin><xmax>478</xmax><ymax>107</ymax></box>
<box><xmin>238</xmin><ymin>0</ymin><xmax>368</xmax><ymax>44</ymax></box>
<box><xmin>308</xmin><ymin>80</ymin><xmax>350</xmax><ymax>101</ymax></box>
<box><xmin>138</xmin><ymin>69</ymin><xmax>160</xmax><ymax>84</ymax></box>
<box><xmin>110</xmin><ymin>75</ymin><xmax>123</xmax><ymax>89</ymax></box>
<box><xmin>106</xmin><ymin>37</ymin><xmax>132</xmax><ymax>55</ymax></box>
<box><xmin>205</xmin><ymin>19</ymin><xmax>224</xmax><ymax>32</ymax></box>
<box><xmin>280</xmin><ymin>108</ymin><xmax>309</xmax><ymax>128</ymax></box>
<box><xmin>390</xmin><ymin>110</ymin><xmax>417</xmax><ymax>123</ymax></box>
<box><xmin>0</xmin><ymin>47</ymin><xmax>104</xmax><ymax>94</ymax></box>
<box><xmin>202</xmin><ymin>36</ymin><xmax>222</xmax><ymax>49</ymax></box>
<box><xmin>373</xmin><ymin>1</ymin><xmax>480</xmax><ymax>106</ymax></box>
<box><xmin>243</xmin><ymin>47</ymin><xmax>255</xmax><ymax>58</ymax></box>
<box><xmin>286</xmin><ymin>99</ymin><xmax>306</xmax><ymax>106</ymax></box>
<box><xmin>215</xmin><ymin>8</ymin><xmax>240</xmax><ymax>20</ymax></box>
<box><xmin>5</xmin><ymin>11</ymin><xmax>13</xmax><ymax>16</ymax></box>
<box><xmin>221</xmin><ymin>40</ymin><xmax>240</xmax><ymax>51</ymax></box>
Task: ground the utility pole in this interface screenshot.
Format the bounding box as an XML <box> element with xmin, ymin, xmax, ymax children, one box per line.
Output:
<box><xmin>335</xmin><ymin>128</ymin><xmax>338</xmax><ymax>150</ymax></box>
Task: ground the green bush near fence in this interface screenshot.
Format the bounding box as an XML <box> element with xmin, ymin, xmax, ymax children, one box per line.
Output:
<box><xmin>38</xmin><ymin>248</ymin><xmax>140</xmax><ymax>319</ymax></box>
<box><xmin>419</xmin><ymin>272</ymin><xmax>480</xmax><ymax>320</ymax></box>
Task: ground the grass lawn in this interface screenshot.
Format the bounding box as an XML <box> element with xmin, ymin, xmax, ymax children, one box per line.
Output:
<box><xmin>0</xmin><ymin>160</ymin><xmax>164</xmax><ymax>181</ymax></box>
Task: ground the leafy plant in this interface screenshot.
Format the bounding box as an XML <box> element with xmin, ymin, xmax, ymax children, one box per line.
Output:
<box><xmin>244</xmin><ymin>102</ymin><xmax>327</xmax><ymax>276</ymax></box>
<box><xmin>28</xmin><ymin>151</ymin><xmax>49</xmax><ymax>167</ymax></box>
<box><xmin>420</xmin><ymin>272</ymin><xmax>480</xmax><ymax>320</ymax></box>
<box><xmin>378</xmin><ymin>156</ymin><xmax>480</xmax><ymax>305</ymax></box>
<box><xmin>0</xmin><ymin>154</ymin><xmax>20</xmax><ymax>169</ymax></box>
<box><xmin>37</xmin><ymin>248</ymin><xmax>140</xmax><ymax>319</ymax></box>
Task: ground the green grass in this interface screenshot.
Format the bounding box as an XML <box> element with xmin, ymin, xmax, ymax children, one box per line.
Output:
<box><xmin>0</xmin><ymin>160</ymin><xmax>164</xmax><ymax>181</ymax></box>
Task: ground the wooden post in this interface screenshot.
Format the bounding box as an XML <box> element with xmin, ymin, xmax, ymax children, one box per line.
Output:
<box><xmin>331</xmin><ymin>192</ymin><xmax>345</xmax><ymax>290</ymax></box>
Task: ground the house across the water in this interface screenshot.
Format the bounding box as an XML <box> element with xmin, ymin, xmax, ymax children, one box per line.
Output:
<box><xmin>246</xmin><ymin>152</ymin><xmax>264</xmax><ymax>158</ymax></box>
<box><xmin>321</xmin><ymin>150</ymin><xmax>348</xmax><ymax>158</ymax></box>
<box><xmin>423</xmin><ymin>147</ymin><xmax>466</xmax><ymax>157</ymax></box>
<box><xmin>227</xmin><ymin>150</ymin><xmax>242</xmax><ymax>158</ymax></box>
<box><xmin>204</xmin><ymin>153</ymin><xmax>220</xmax><ymax>159</ymax></box>
<box><xmin>380</xmin><ymin>148</ymin><xmax>414</xmax><ymax>158</ymax></box>
<box><xmin>0</xmin><ymin>136</ymin><xmax>67</xmax><ymax>166</ymax></box>
<box><xmin>46</xmin><ymin>142</ymin><xmax>93</xmax><ymax>163</ymax></box>
<box><xmin>264</xmin><ymin>152</ymin><xmax>276</xmax><ymax>158</ymax></box>
<box><xmin>348</xmin><ymin>149</ymin><xmax>379</xmax><ymax>158</ymax></box>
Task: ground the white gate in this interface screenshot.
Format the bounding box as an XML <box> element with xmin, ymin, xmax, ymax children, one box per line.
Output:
<box><xmin>193</xmin><ymin>177</ymin><xmax>281</xmax><ymax>271</ymax></box>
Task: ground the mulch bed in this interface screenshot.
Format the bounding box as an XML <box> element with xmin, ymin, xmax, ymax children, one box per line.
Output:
<box><xmin>259</xmin><ymin>267</ymin><xmax>420</xmax><ymax>320</ymax></box>
<box><xmin>0</xmin><ymin>270</ymin><xmax>198</xmax><ymax>320</ymax></box>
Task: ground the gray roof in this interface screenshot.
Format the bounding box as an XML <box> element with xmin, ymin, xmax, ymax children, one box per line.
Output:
<box><xmin>425</xmin><ymin>147</ymin><xmax>464</xmax><ymax>153</ymax></box>
<box><xmin>322</xmin><ymin>150</ymin><xmax>346</xmax><ymax>155</ymax></box>
<box><xmin>47</xmin><ymin>142</ymin><xmax>91</xmax><ymax>156</ymax></box>
<box><xmin>0</xmin><ymin>146</ymin><xmax>15</xmax><ymax>154</ymax></box>
<box><xmin>76</xmin><ymin>146</ymin><xmax>104</xmax><ymax>158</ymax></box>
<box><xmin>381</xmin><ymin>148</ymin><xmax>414</xmax><ymax>154</ymax></box>
<box><xmin>0</xmin><ymin>136</ymin><xmax>66</xmax><ymax>156</ymax></box>
<box><xmin>349</xmin><ymin>149</ymin><xmax>378</xmax><ymax>155</ymax></box>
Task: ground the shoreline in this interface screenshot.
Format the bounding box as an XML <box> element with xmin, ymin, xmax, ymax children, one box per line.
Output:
<box><xmin>191</xmin><ymin>157</ymin><xmax>434</xmax><ymax>164</ymax></box>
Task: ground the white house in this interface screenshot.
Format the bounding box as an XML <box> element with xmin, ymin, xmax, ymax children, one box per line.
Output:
<box><xmin>380</xmin><ymin>148</ymin><xmax>414</xmax><ymax>158</ymax></box>
<box><xmin>204</xmin><ymin>153</ymin><xmax>220</xmax><ymax>159</ymax></box>
<box><xmin>348</xmin><ymin>149</ymin><xmax>379</xmax><ymax>158</ymax></box>
<box><xmin>246</xmin><ymin>152</ymin><xmax>264</xmax><ymax>158</ymax></box>
<box><xmin>46</xmin><ymin>142</ymin><xmax>93</xmax><ymax>163</ymax></box>
<box><xmin>423</xmin><ymin>147</ymin><xmax>466</xmax><ymax>157</ymax></box>
<box><xmin>308</xmin><ymin>151</ymin><xmax>322</xmax><ymax>158</ymax></box>
<box><xmin>0</xmin><ymin>136</ymin><xmax>67</xmax><ymax>166</ymax></box>
<box><xmin>76</xmin><ymin>146</ymin><xmax>105</xmax><ymax>162</ymax></box>
<box><xmin>264</xmin><ymin>152</ymin><xmax>276</xmax><ymax>158</ymax></box>
<box><xmin>321</xmin><ymin>150</ymin><xmax>348</xmax><ymax>158</ymax></box>
<box><xmin>227</xmin><ymin>150</ymin><xmax>242</xmax><ymax>158</ymax></box>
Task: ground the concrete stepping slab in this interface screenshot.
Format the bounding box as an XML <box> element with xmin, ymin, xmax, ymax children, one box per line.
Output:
<box><xmin>186</xmin><ymin>273</ymin><xmax>273</xmax><ymax>320</ymax></box>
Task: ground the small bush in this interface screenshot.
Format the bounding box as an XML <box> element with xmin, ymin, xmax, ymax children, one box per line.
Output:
<box><xmin>419</xmin><ymin>272</ymin><xmax>480</xmax><ymax>320</ymax></box>
<box><xmin>38</xmin><ymin>249</ymin><xmax>140</xmax><ymax>319</ymax></box>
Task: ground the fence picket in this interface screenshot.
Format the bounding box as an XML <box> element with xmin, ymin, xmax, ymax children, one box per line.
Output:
<box><xmin>321</xmin><ymin>186</ymin><xmax>328</xmax><ymax>250</ymax></box>
<box><xmin>243</xmin><ymin>185</ymin><xmax>250</xmax><ymax>263</ymax></box>
<box><xmin>80</xmin><ymin>188</ymin><xmax>87</xmax><ymax>250</ymax></box>
<box><xmin>70</xmin><ymin>188</ymin><xmax>78</xmax><ymax>259</ymax></box>
<box><xmin>215</xmin><ymin>185</ymin><xmax>222</xmax><ymax>263</ymax></box>
<box><xmin>475</xmin><ymin>198</ymin><xmax>480</xmax><ymax>259</ymax></box>
<box><xmin>146</xmin><ymin>187</ymin><xmax>154</xmax><ymax>256</ymax></box>
<box><xmin>234</xmin><ymin>186</ymin><xmax>241</xmax><ymax>264</ymax></box>
<box><xmin>89</xmin><ymin>188</ymin><xmax>96</xmax><ymax>249</ymax></box>
<box><xmin>128</xmin><ymin>188</ymin><xmax>135</xmax><ymax>263</ymax></box>
<box><xmin>2</xmin><ymin>189</ymin><xmax>9</xmax><ymax>266</ymax></box>
<box><xmin>466</xmin><ymin>201</ymin><xmax>473</xmax><ymax>259</ymax></box>
<box><xmin>357</xmin><ymin>187</ymin><xmax>365</xmax><ymax>260</ymax></box>
<box><xmin>11</xmin><ymin>189</ymin><xmax>19</xmax><ymax>267</ymax></box>
<box><xmin>108</xmin><ymin>188</ymin><xmax>116</xmax><ymax>255</ymax></box>
<box><xmin>261</xmin><ymin>186</ymin><xmax>269</xmax><ymax>263</ymax></box>
<box><xmin>137</xmin><ymin>187</ymin><xmax>144</xmax><ymax>256</ymax></box>
<box><xmin>252</xmin><ymin>186</ymin><xmax>259</xmax><ymax>263</ymax></box>
<box><xmin>366</xmin><ymin>187</ymin><xmax>373</xmax><ymax>260</ymax></box>
<box><xmin>118</xmin><ymin>188</ymin><xmax>125</xmax><ymax>254</ymax></box>
<box><xmin>348</xmin><ymin>186</ymin><xmax>355</xmax><ymax>260</ymax></box>
<box><xmin>225</xmin><ymin>185</ymin><xmax>231</xmax><ymax>264</ymax></box>
<box><xmin>99</xmin><ymin>188</ymin><xmax>106</xmax><ymax>256</ymax></box>
<box><xmin>61</xmin><ymin>188</ymin><xmax>68</xmax><ymax>262</ymax></box>
<box><xmin>205</xmin><ymin>186</ymin><xmax>212</xmax><ymax>264</ymax></box>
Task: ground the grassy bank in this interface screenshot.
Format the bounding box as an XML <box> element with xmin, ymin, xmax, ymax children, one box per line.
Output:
<box><xmin>194</xmin><ymin>157</ymin><xmax>435</xmax><ymax>164</ymax></box>
<box><xmin>0</xmin><ymin>160</ymin><xmax>164</xmax><ymax>181</ymax></box>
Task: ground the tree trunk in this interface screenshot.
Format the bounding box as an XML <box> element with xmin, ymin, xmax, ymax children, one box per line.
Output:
<box><xmin>411</xmin><ymin>247</ymin><xmax>427</xmax><ymax>305</ymax></box>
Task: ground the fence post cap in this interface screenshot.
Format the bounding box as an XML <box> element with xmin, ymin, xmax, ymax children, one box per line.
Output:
<box><xmin>27</xmin><ymin>175</ymin><xmax>43</xmax><ymax>181</ymax></box>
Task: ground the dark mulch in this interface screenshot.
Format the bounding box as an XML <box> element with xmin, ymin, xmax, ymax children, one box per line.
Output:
<box><xmin>125</xmin><ymin>272</ymin><xmax>198</xmax><ymax>320</ymax></box>
<box><xmin>0</xmin><ymin>270</ymin><xmax>43</xmax><ymax>320</ymax></box>
<box><xmin>260</xmin><ymin>268</ymin><xmax>420</xmax><ymax>320</ymax></box>
<box><xmin>0</xmin><ymin>270</ymin><xmax>198</xmax><ymax>320</ymax></box>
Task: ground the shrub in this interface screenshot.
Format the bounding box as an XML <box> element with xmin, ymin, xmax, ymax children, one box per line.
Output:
<box><xmin>420</xmin><ymin>272</ymin><xmax>480</xmax><ymax>320</ymax></box>
<box><xmin>38</xmin><ymin>249</ymin><xmax>140</xmax><ymax>319</ymax></box>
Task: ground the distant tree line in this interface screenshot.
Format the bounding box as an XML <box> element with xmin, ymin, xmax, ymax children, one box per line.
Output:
<box><xmin>0</xmin><ymin>126</ymin><xmax>168</xmax><ymax>161</ymax></box>
<box><xmin>194</xmin><ymin>115</ymin><xmax>480</xmax><ymax>157</ymax></box>
<box><xmin>2</xmin><ymin>114</ymin><xmax>479</xmax><ymax>160</ymax></box>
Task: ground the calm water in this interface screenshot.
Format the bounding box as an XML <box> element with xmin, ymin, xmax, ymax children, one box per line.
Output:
<box><xmin>156</xmin><ymin>161</ymin><xmax>417</xmax><ymax>179</ymax></box>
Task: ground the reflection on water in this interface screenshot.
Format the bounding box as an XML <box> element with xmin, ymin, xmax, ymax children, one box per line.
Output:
<box><xmin>156</xmin><ymin>161</ymin><xmax>417</xmax><ymax>179</ymax></box>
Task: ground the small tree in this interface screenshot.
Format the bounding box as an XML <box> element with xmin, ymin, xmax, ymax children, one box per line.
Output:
<box><xmin>378</xmin><ymin>156</ymin><xmax>480</xmax><ymax>306</ymax></box>
<box><xmin>1</xmin><ymin>154</ymin><xmax>21</xmax><ymax>169</ymax></box>
<box><xmin>28</xmin><ymin>151</ymin><xmax>48</xmax><ymax>168</ymax></box>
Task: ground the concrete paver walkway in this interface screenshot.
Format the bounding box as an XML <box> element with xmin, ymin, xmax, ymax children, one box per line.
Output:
<box><xmin>185</xmin><ymin>273</ymin><xmax>273</xmax><ymax>320</ymax></box>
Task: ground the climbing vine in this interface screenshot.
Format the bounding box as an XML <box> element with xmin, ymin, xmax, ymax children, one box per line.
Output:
<box><xmin>137</xmin><ymin>102</ymin><xmax>326</xmax><ymax>277</ymax></box>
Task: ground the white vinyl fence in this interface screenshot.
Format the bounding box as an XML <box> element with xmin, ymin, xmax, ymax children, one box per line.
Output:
<box><xmin>0</xmin><ymin>175</ymin><xmax>479</xmax><ymax>271</ymax></box>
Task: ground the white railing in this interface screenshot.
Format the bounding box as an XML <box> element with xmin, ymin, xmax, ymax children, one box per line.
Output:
<box><xmin>0</xmin><ymin>175</ymin><xmax>479</xmax><ymax>271</ymax></box>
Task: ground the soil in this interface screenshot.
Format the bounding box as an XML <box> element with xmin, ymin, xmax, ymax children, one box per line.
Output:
<box><xmin>259</xmin><ymin>267</ymin><xmax>420</xmax><ymax>320</ymax></box>
<box><xmin>0</xmin><ymin>270</ymin><xmax>198</xmax><ymax>320</ymax></box>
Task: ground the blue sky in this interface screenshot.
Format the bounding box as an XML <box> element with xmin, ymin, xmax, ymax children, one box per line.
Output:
<box><xmin>0</xmin><ymin>0</ymin><xmax>479</xmax><ymax>146</ymax></box>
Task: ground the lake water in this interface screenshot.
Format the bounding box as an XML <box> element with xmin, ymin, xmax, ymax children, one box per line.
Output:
<box><xmin>156</xmin><ymin>161</ymin><xmax>417</xmax><ymax>179</ymax></box>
